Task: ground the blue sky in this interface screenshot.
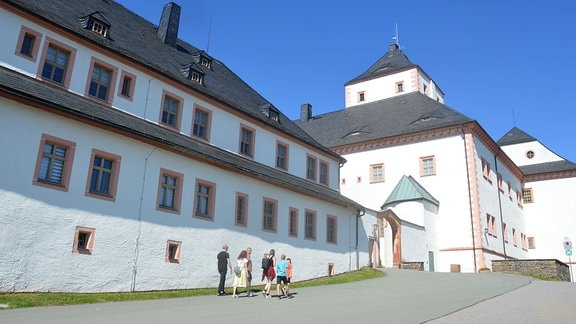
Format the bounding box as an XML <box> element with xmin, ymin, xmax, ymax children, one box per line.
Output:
<box><xmin>117</xmin><ymin>0</ymin><xmax>576</xmax><ymax>162</ymax></box>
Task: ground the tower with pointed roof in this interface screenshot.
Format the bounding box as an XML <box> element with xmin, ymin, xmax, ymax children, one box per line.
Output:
<box><xmin>297</xmin><ymin>44</ymin><xmax>531</xmax><ymax>273</ymax></box>
<box><xmin>344</xmin><ymin>44</ymin><xmax>444</xmax><ymax>108</ymax></box>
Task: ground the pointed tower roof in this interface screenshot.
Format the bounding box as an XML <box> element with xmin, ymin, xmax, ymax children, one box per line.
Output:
<box><xmin>345</xmin><ymin>44</ymin><xmax>417</xmax><ymax>86</ymax></box>
<box><xmin>381</xmin><ymin>175</ymin><xmax>439</xmax><ymax>209</ymax></box>
<box><xmin>497</xmin><ymin>127</ymin><xmax>538</xmax><ymax>146</ymax></box>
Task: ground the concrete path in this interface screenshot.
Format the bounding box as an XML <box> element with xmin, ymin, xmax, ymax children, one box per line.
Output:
<box><xmin>1</xmin><ymin>268</ymin><xmax>575</xmax><ymax>323</ymax></box>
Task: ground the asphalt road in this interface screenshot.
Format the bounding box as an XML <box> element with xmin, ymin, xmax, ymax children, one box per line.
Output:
<box><xmin>1</xmin><ymin>268</ymin><xmax>575</xmax><ymax>323</ymax></box>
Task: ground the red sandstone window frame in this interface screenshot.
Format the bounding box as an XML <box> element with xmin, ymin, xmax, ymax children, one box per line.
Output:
<box><xmin>166</xmin><ymin>240</ymin><xmax>182</xmax><ymax>263</ymax></box>
<box><xmin>15</xmin><ymin>25</ymin><xmax>42</xmax><ymax>62</ymax></box>
<box><xmin>327</xmin><ymin>215</ymin><xmax>338</xmax><ymax>244</ymax></box>
<box><xmin>32</xmin><ymin>134</ymin><xmax>76</xmax><ymax>192</ymax></box>
<box><xmin>37</xmin><ymin>37</ymin><xmax>77</xmax><ymax>89</ymax></box>
<box><xmin>156</xmin><ymin>168</ymin><xmax>184</xmax><ymax>214</ymax></box>
<box><xmin>73</xmin><ymin>226</ymin><xmax>95</xmax><ymax>255</ymax></box>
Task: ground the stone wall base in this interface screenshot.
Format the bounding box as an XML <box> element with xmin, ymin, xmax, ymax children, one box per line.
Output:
<box><xmin>492</xmin><ymin>259</ymin><xmax>570</xmax><ymax>281</ymax></box>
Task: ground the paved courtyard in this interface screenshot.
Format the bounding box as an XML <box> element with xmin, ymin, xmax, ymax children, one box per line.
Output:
<box><xmin>1</xmin><ymin>268</ymin><xmax>575</xmax><ymax>323</ymax></box>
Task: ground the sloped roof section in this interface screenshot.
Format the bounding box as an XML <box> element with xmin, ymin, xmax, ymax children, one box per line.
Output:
<box><xmin>520</xmin><ymin>160</ymin><xmax>576</xmax><ymax>176</ymax></box>
<box><xmin>4</xmin><ymin>0</ymin><xmax>338</xmax><ymax>159</ymax></box>
<box><xmin>345</xmin><ymin>44</ymin><xmax>417</xmax><ymax>86</ymax></box>
<box><xmin>0</xmin><ymin>66</ymin><xmax>364</xmax><ymax>211</ymax></box>
<box><xmin>294</xmin><ymin>92</ymin><xmax>474</xmax><ymax>148</ymax></box>
<box><xmin>381</xmin><ymin>175</ymin><xmax>439</xmax><ymax>209</ymax></box>
<box><xmin>497</xmin><ymin>127</ymin><xmax>538</xmax><ymax>146</ymax></box>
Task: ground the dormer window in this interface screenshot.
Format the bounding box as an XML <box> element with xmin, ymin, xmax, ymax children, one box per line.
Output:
<box><xmin>189</xmin><ymin>68</ymin><xmax>204</xmax><ymax>84</ymax></box>
<box><xmin>269</xmin><ymin>109</ymin><xmax>279</xmax><ymax>122</ymax></box>
<box><xmin>89</xmin><ymin>19</ymin><xmax>109</xmax><ymax>37</ymax></box>
<box><xmin>80</xmin><ymin>13</ymin><xmax>111</xmax><ymax>38</ymax></box>
<box><xmin>200</xmin><ymin>55</ymin><xmax>211</xmax><ymax>68</ymax></box>
<box><xmin>259</xmin><ymin>103</ymin><xmax>280</xmax><ymax>123</ymax></box>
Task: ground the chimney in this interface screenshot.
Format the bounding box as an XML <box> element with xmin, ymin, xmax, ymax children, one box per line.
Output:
<box><xmin>157</xmin><ymin>2</ymin><xmax>181</xmax><ymax>47</ymax></box>
<box><xmin>300</xmin><ymin>103</ymin><xmax>312</xmax><ymax>122</ymax></box>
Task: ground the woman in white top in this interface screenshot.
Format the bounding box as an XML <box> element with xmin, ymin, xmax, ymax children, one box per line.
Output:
<box><xmin>232</xmin><ymin>250</ymin><xmax>249</xmax><ymax>298</ymax></box>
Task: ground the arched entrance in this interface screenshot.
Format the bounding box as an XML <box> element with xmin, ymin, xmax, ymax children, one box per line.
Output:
<box><xmin>378</xmin><ymin>210</ymin><xmax>402</xmax><ymax>268</ymax></box>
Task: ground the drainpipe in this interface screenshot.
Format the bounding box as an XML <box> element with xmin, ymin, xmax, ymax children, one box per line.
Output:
<box><xmin>131</xmin><ymin>147</ymin><xmax>156</xmax><ymax>292</ymax></box>
<box><xmin>493</xmin><ymin>153</ymin><xmax>508</xmax><ymax>259</ymax></box>
<box><xmin>461</xmin><ymin>125</ymin><xmax>478</xmax><ymax>272</ymax></box>
<box><xmin>356</xmin><ymin>208</ymin><xmax>365</xmax><ymax>271</ymax></box>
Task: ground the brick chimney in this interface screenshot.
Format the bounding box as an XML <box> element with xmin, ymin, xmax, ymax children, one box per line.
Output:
<box><xmin>157</xmin><ymin>2</ymin><xmax>181</xmax><ymax>47</ymax></box>
<box><xmin>300</xmin><ymin>103</ymin><xmax>312</xmax><ymax>122</ymax></box>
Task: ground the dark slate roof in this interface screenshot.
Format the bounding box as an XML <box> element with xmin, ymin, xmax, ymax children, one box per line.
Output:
<box><xmin>381</xmin><ymin>175</ymin><xmax>439</xmax><ymax>209</ymax></box>
<box><xmin>294</xmin><ymin>92</ymin><xmax>474</xmax><ymax>148</ymax></box>
<box><xmin>345</xmin><ymin>44</ymin><xmax>417</xmax><ymax>85</ymax></box>
<box><xmin>497</xmin><ymin>127</ymin><xmax>538</xmax><ymax>146</ymax></box>
<box><xmin>4</xmin><ymin>0</ymin><xmax>339</xmax><ymax>160</ymax></box>
<box><xmin>0</xmin><ymin>66</ymin><xmax>364</xmax><ymax>211</ymax></box>
<box><xmin>520</xmin><ymin>160</ymin><xmax>576</xmax><ymax>176</ymax></box>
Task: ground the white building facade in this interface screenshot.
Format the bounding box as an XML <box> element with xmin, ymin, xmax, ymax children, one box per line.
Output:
<box><xmin>0</xmin><ymin>0</ymin><xmax>366</xmax><ymax>293</ymax></box>
<box><xmin>297</xmin><ymin>44</ymin><xmax>536</xmax><ymax>274</ymax></box>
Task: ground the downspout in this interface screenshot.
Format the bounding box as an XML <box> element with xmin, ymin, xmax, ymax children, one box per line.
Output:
<box><xmin>493</xmin><ymin>153</ymin><xmax>508</xmax><ymax>259</ymax></box>
<box><xmin>131</xmin><ymin>147</ymin><xmax>157</xmax><ymax>292</ymax></box>
<box><xmin>461</xmin><ymin>125</ymin><xmax>478</xmax><ymax>272</ymax></box>
<box><xmin>356</xmin><ymin>208</ymin><xmax>365</xmax><ymax>271</ymax></box>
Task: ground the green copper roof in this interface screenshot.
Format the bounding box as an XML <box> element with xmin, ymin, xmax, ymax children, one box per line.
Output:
<box><xmin>381</xmin><ymin>175</ymin><xmax>439</xmax><ymax>209</ymax></box>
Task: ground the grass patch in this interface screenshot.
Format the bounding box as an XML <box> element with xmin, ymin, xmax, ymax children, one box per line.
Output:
<box><xmin>0</xmin><ymin>267</ymin><xmax>383</xmax><ymax>309</ymax></box>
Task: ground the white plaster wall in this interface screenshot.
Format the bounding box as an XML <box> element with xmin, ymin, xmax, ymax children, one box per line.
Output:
<box><xmin>345</xmin><ymin>69</ymin><xmax>417</xmax><ymax>107</ymax></box>
<box><xmin>501</xmin><ymin>141</ymin><xmax>563</xmax><ymax>166</ymax></box>
<box><xmin>0</xmin><ymin>96</ymin><xmax>366</xmax><ymax>292</ymax></box>
<box><xmin>340</xmin><ymin>135</ymin><xmax>477</xmax><ymax>270</ymax></box>
<box><xmin>524</xmin><ymin>177</ymin><xmax>576</xmax><ymax>267</ymax></box>
<box><xmin>387</xmin><ymin>202</ymin><xmax>425</xmax><ymax>227</ymax></box>
<box><xmin>401</xmin><ymin>222</ymin><xmax>427</xmax><ymax>265</ymax></box>
<box><xmin>0</xmin><ymin>8</ymin><xmax>342</xmax><ymax>193</ymax></box>
<box><xmin>473</xmin><ymin>138</ymin><xmax>528</xmax><ymax>263</ymax></box>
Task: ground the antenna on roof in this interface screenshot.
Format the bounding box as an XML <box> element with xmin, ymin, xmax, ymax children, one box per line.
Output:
<box><xmin>391</xmin><ymin>23</ymin><xmax>399</xmax><ymax>46</ymax></box>
<box><xmin>206</xmin><ymin>17</ymin><xmax>212</xmax><ymax>53</ymax></box>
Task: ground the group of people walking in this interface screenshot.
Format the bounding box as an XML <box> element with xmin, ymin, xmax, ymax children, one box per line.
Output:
<box><xmin>216</xmin><ymin>244</ymin><xmax>293</xmax><ymax>299</ymax></box>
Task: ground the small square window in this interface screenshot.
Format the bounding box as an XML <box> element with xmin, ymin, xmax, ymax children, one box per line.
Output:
<box><xmin>166</xmin><ymin>240</ymin><xmax>182</xmax><ymax>263</ymax></box>
<box><xmin>396</xmin><ymin>82</ymin><xmax>404</xmax><ymax>93</ymax></box>
<box><xmin>15</xmin><ymin>26</ymin><xmax>42</xmax><ymax>61</ymax></box>
<box><xmin>358</xmin><ymin>92</ymin><xmax>365</xmax><ymax>102</ymax></box>
<box><xmin>73</xmin><ymin>226</ymin><xmax>95</xmax><ymax>255</ymax></box>
<box><xmin>118</xmin><ymin>71</ymin><xmax>136</xmax><ymax>100</ymax></box>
